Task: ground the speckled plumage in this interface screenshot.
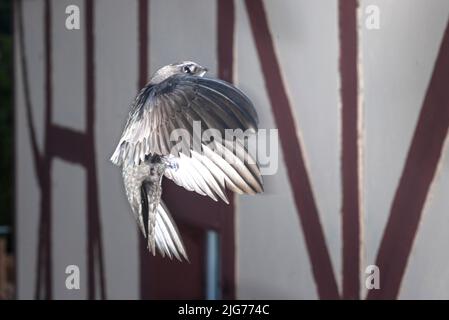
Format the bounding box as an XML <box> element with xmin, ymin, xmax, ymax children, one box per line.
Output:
<box><xmin>111</xmin><ymin>61</ymin><xmax>263</xmax><ymax>261</ymax></box>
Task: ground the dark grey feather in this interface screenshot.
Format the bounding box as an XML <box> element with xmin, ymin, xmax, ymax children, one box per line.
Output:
<box><xmin>111</xmin><ymin>75</ymin><xmax>260</xmax><ymax>166</ymax></box>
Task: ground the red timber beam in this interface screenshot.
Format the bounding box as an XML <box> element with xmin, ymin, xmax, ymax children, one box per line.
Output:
<box><xmin>137</xmin><ymin>0</ymin><xmax>152</xmax><ymax>300</ymax></box>
<box><xmin>244</xmin><ymin>0</ymin><xmax>339</xmax><ymax>299</ymax></box>
<box><xmin>339</xmin><ymin>0</ymin><xmax>361</xmax><ymax>300</ymax></box>
<box><xmin>367</xmin><ymin>17</ymin><xmax>449</xmax><ymax>300</ymax></box>
<box><xmin>217</xmin><ymin>0</ymin><xmax>236</xmax><ymax>300</ymax></box>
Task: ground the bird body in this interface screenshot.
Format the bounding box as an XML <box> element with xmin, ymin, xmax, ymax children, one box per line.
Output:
<box><xmin>111</xmin><ymin>61</ymin><xmax>263</xmax><ymax>261</ymax></box>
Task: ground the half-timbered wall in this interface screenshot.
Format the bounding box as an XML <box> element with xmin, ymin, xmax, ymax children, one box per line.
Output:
<box><xmin>15</xmin><ymin>0</ymin><xmax>449</xmax><ymax>299</ymax></box>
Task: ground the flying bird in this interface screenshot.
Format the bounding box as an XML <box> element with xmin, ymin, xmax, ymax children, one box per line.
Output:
<box><xmin>111</xmin><ymin>61</ymin><xmax>263</xmax><ymax>261</ymax></box>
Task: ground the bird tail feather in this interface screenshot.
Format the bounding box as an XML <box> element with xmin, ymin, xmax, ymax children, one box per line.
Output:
<box><xmin>148</xmin><ymin>197</ymin><xmax>188</xmax><ymax>262</ymax></box>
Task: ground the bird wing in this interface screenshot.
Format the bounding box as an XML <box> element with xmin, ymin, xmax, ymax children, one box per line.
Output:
<box><xmin>110</xmin><ymin>74</ymin><xmax>259</xmax><ymax>167</ymax></box>
<box><xmin>164</xmin><ymin>141</ymin><xmax>263</xmax><ymax>203</ymax></box>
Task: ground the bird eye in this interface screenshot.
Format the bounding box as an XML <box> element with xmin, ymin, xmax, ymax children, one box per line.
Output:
<box><xmin>183</xmin><ymin>65</ymin><xmax>192</xmax><ymax>74</ymax></box>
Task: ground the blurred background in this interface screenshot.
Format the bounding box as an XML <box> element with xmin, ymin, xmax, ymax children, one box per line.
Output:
<box><xmin>0</xmin><ymin>0</ymin><xmax>13</xmax><ymax>300</ymax></box>
<box><xmin>4</xmin><ymin>0</ymin><xmax>449</xmax><ymax>300</ymax></box>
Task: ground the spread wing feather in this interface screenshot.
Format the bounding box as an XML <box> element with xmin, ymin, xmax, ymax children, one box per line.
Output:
<box><xmin>111</xmin><ymin>74</ymin><xmax>258</xmax><ymax>166</ymax></box>
<box><xmin>164</xmin><ymin>141</ymin><xmax>263</xmax><ymax>202</ymax></box>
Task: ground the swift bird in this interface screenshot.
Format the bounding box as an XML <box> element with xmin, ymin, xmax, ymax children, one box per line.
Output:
<box><xmin>111</xmin><ymin>61</ymin><xmax>263</xmax><ymax>261</ymax></box>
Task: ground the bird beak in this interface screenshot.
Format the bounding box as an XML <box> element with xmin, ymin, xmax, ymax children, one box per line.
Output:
<box><xmin>198</xmin><ymin>67</ymin><xmax>208</xmax><ymax>77</ymax></box>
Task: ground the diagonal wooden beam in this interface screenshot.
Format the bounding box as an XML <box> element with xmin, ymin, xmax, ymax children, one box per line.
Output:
<box><xmin>16</xmin><ymin>0</ymin><xmax>43</xmax><ymax>181</ymax></box>
<box><xmin>339</xmin><ymin>0</ymin><xmax>361</xmax><ymax>300</ymax></box>
<box><xmin>244</xmin><ymin>0</ymin><xmax>339</xmax><ymax>299</ymax></box>
<box><xmin>367</xmin><ymin>18</ymin><xmax>449</xmax><ymax>300</ymax></box>
<box><xmin>18</xmin><ymin>0</ymin><xmax>54</xmax><ymax>299</ymax></box>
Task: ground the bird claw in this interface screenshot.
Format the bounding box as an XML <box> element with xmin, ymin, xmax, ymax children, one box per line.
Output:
<box><xmin>162</xmin><ymin>157</ymin><xmax>179</xmax><ymax>171</ymax></box>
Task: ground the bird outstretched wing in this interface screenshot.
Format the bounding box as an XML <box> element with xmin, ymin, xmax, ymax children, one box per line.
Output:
<box><xmin>110</xmin><ymin>75</ymin><xmax>259</xmax><ymax>167</ymax></box>
<box><xmin>164</xmin><ymin>140</ymin><xmax>263</xmax><ymax>202</ymax></box>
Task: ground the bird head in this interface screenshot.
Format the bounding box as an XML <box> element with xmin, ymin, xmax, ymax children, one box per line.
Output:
<box><xmin>149</xmin><ymin>61</ymin><xmax>208</xmax><ymax>84</ymax></box>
